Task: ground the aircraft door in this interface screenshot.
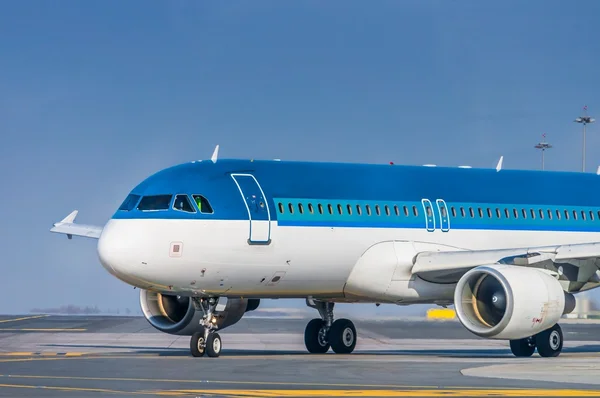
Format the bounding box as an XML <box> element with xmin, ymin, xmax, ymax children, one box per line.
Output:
<box><xmin>421</xmin><ymin>199</ymin><xmax>436</xmax><ymax>232</ymax></box>
<box><xmin>435</xmin><ymin>199</ymin><xmax>450</xmax><ymax>232</ymax></box>
<box><xmin>230</xmin><ymin>173</ymin><xmax>272</xmax><ymax>245</ymax></box>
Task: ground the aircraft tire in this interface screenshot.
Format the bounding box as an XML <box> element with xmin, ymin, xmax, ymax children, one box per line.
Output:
<box><xmin>304</xmin><ymin>318</ymin><xmax>330</xmax><ymax>353</ymax></box>
<box><xmin>206</xmin><ymin>332</ymin><xmax>222</xmax><ymax>358</ymax></box>
<box><xmin>190</xmin><ymin>332</ymin><xmax>206</xmax><ymax>357</ymax></box>
<box><xmin>329</xmin><ymin>318</ymin><xmax>357</xmax><ymax>354</ymax></box>
<box><xmin>535</xmin><ymin>324</ymin><xmax>563</xmax><ymax>358</ymax></box>
<box><xmin>509</xmin><ymin>338</ymin><xmax>535</xmax><ymax>357</ymax></box>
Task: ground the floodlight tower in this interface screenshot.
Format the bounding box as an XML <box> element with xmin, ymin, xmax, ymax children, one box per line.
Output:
<box><xmin>534</xmin><ymin>134</ymin><xmax>552</xmax><ymax>170</ymax></box>
<box><xmin>574</xmin><ymin>105</ymin><xmax>595</xmax><ymax>172</ymax></box>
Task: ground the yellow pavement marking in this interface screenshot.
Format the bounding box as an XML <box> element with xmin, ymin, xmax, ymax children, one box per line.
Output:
<box><xmin>0</xmin><ymin>382</ymin><xmax>153</xmax><ymax>396</ymax></box>
<box><xmin>157</xmin><ymin>390</ymin><xmax>600</xmax><ymax>397</ymax></box>
<box><xmin>426</xmin><ymin>308</ymin><xmax>456</xmax><ymax>320</ymax></box>
<box><xmin>0</xmin><ymin>328</ymin><xmax>86</xmax><ymax>332</ymax></box>
<box><xmin>0</xmin><ymin>315</ymin><xmax>48</xmax><ymax>323</ymax></box>
<box><xmin>1</xmin><ymin>375</ymin><xmax>599</xmax><ymax>397</ymax></box>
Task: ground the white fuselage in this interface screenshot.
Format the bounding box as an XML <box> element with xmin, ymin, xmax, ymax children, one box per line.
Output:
<box><xmin>96</xmin><ymin>218</ymin><xmax>600</xmax><ymax>302</ymax></box>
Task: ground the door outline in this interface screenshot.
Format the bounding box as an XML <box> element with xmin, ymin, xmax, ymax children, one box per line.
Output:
<box><xmin>435</xmin><ymin>199</ymin><xmax>450</xmax><ymax>232</ymax></box>
<box><xmin>421</xmin><ymin>199</ymin><xmax>436</xmax><ymax>232</ymax></box>
<box><xmin>230</xmin><ymin>173</ymin><xmax>272</xmax><ymax>245</ymax></box>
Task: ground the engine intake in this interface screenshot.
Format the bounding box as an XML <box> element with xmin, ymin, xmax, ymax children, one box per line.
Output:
<box><xmin>454</xmin><ymin>264</ymin><xmax>573</xmax><ymax>340</ymax></box>
<box><xmin>139</xmin><ymin>290</ymin><xmax>259</xmax><ymax>335</ymax></box>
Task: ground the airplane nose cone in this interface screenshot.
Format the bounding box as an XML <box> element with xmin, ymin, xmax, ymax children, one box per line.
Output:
<box><xmin>97</xmin><ymin>219</ymin><xmax>142</xmax><ymax>286</ymax></box>
<box><xmin>97</xmin><ymin>220</ymin><xmax>122</xmax><ymax>276</ymax></box>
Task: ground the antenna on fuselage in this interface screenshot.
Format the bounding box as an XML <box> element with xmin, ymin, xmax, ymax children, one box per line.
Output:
<box><xmin>496</xmin><ymin>156</ymin><xmax>503</xmax><ymax>172</ymax></box>
<box><xmin>211</xmin><ymin>145</ymin><xmax>219</xmax><ymax>163</ymax></box>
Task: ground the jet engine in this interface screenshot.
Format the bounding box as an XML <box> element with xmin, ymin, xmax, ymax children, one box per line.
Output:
<box><xmin>453</xmin><ymin>264</ymin><xmax>575</xmax><ymax>340</ymax></box>
<box><xmin>139</xmin><ymin>289</ymin><xmax>260</xmax><ymax>335</ymax></box>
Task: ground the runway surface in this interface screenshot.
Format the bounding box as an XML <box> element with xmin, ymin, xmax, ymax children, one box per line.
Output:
<box><xmin>0</xmin><ymin>314</ymin><xmax>599</xmax><ymax>397</ymax></box>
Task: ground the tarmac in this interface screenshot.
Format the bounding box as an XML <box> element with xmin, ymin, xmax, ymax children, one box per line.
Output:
<box><xmin>0</xmin><ymin>314</ymin><xmax>599</xmax><ymax>397</ymax></box>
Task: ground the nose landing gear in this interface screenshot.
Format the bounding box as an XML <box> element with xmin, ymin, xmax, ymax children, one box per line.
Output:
<box><xmin>190</xmin><ymin>297</ymin><xmax>222</xmax><ymax>358</ymax></box>
<box><xmin>304</xmin><ymin>299</ymin><xmax>357</xmax><ymax>354</ymax></box>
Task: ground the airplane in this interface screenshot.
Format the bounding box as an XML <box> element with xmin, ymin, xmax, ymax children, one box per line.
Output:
<box><xmin>50</xmin><ymin>146</ymin><xmax>600</xmax><ymax>358</ymax></box>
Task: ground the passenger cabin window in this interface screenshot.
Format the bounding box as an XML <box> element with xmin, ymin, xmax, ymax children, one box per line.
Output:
<box><xmin>137</xmin><ymin>194</ymin><xmax>172</xmax><ymax>211</ymax></box>
<box><xmin>385</xmin><ymin>205</ymin><xmax>391</xmax><ymax>216</ymax></box>
<box><xmin>173</xmin><ymin>194</ymin><xmax>196</xmax><ymax>213</ymax></box>
<box><xmin>308</xmin><ymin>203</ymin><xmax>314</xmax><ymax>214</ymax></box>
<box><xmin>288</xmin><ymin>203</ymin><xmax>294</xmax><ymax>214</ymax></box>
<box><xmin>119</xmin><ymin>194</ymin><xmax>140</xmax><ymax>211</ymax></box>
<box><xmin>347</xmin><ymin>204</ymin><xmax>353</xmax><ymax>215</ymax></box>
<box><xmin>513</xmin><ymin>208</ymin><xmax>518</xmax><ymax>219</ymax></box>
<box><xmin>375</xmin><ymin>205</ymin><xmax>381</xmax><ymax>216</ymax></box>
<box><xmin>356</xmin><ymin>204</ymin><xmax>362</xmax><ymax>215</ymax></box>
<box><xmin>192</xmin><ymin>195</ymin><xmax>214</xmax><ymax>214</ymax></box>
<box><xmin>278</xmin><ymin>203</ymin><xmax>284</xmax><ymax>213</ymax></box>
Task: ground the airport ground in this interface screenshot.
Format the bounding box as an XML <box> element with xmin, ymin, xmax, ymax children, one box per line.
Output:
<box><xmin>0</xmin><ymin>314</ymin><xmax>599</xmax><ymax>397</ymax></box>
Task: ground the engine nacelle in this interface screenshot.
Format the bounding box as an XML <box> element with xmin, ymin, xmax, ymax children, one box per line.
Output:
<box><xmin>454</xmin><ymin>264</ymin><xmax>574</xmax><ymax>340</ymax></box>
<box><xmin>139</xmin><ymin>289</ymin><xmax>260</xmax><ymax>335</ymax></box>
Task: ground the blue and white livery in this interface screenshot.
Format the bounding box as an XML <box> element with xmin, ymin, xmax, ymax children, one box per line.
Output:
<box><xmin>51</xmin><ymin>149</ymin><xmax>600</xmax><ymax>358</ymax></box>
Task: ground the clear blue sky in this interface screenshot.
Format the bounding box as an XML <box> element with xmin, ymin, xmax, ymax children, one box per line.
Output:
<box><xmin>1</xmin><ymin>1</ymin><xmax>599</xmax><ymax>314</ymax></box>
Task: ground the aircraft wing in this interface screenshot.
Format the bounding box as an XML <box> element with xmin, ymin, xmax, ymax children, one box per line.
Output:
<box><xmin>412</xmin><ymin>242</ymin><xmax>600</xmax><ymax>286</ymax></box>
<box><xmin>50</xmin><ymin>210</ymin><xmax>103</xmax><ymax>239</ymax></box>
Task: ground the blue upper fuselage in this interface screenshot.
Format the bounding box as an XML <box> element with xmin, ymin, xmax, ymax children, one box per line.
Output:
<box><xmin>111</xmin><ymin>158</ymin><xmax>600</xmax><ymax>232</ymax></box>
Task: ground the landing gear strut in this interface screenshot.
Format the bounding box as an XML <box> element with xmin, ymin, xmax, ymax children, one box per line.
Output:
<box><xmin>509</xmin><ymin>323</ymin><xmax>563</xmax><ymax>358</ymax></box>
<box><xmin>190</xmin><ymin>297</ymin><xmax>222</xmax><ymax>358</ymax></box>
<box><xmin>304</xmin><ymin>299</ymin><xmax>357</xmax><ymax>354</ymax></box>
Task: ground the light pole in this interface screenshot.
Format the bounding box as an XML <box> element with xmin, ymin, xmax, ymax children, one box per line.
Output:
<box><xmin>534</xmin><ymin>134</ymin><xmax>552</xmax><ymax>170</ymax></box>
<box><xmin>574</xmin><ymin>105</ymin><xmax>595</xmax><ymax>172</ymax></box>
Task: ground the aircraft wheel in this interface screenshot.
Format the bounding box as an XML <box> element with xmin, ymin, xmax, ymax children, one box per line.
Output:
<box><xmin>206</xmin><ymin>332</ymin><xmax>222</xmax><ymax>358</ymax></box>
<box><xmin>329</xmin><ymin>318</ymin><xmax>357</xmax><ymax>354</ymax></box>
<box><xmin>509</xmin><ymin>337</ymin><xmax>535</xmax><ymax>357</ymax></box>
<box><xmin>190</xmin><ymin>332</ymin><xmax>206</xmax><ymax>357</ymax></box>
<box><xmin>536</xmin><ymin>324</ymin><xmax>563</xmax><ymax>358</ymax></box>
<box><xmin>304</xmin><ymin>318</ymin><xmax>330</xmax><ymax>353</ymax></box>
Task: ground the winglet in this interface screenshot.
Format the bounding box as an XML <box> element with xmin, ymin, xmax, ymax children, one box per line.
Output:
<box><xmin>59</xmin><ymin>210</ymin><xmax>78</xmax><ymax>224</ymax></box>
<box><xmin>50</xmin><ymin>210</ymin><xmax>103</xmax><ymax>240</ymax></box>
<box><xmin>211</xmin><ymin>145</ymin><xmax>219</xmax><ymax>163</ymax></box>
<box><xmin>496</xmin><ymin>156</ymin><xmax>503</xmax><ymax>172</ymax></box>
<box><xmin>597</xmin><ymin>165</ymin><xmax>600</xmax><ymax>175</ymax></box>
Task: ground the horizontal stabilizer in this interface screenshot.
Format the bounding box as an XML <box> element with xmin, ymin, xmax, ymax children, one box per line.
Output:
<box><xmin>50</xmin><ymin>210</ymin><xmax>103</xmax><ymax>239</ymax></box>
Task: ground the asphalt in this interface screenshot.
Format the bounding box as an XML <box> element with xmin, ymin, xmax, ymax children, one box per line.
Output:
<box><xmin>0</xmin><ymin>314</ymin><xmax>599</xmax><ymax>397</ymax></box>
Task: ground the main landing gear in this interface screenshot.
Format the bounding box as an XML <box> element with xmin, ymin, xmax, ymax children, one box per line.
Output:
<box><xmin>304</xmin><ymin>299</ymin><xmax>357</xmax><ymax>354</ymax></box>
<box><xmin>190</xmin><ymin>297</ymin><xmax>222</xmax><ymax>358</ymax></box>
<box><xmin>509</xmin><ymin>323</ymin><xmax>563</xmax><ymax>358</ymax></box>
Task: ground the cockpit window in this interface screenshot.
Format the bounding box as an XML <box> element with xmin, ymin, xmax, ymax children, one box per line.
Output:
<box><xmin>118</xmin><ymin>194</ymin><xmax>140</xmax><ymax>211</ymax></box>
<box><xmin>192</xmin><ymin>195</ymin><xmax>214</xmax><ymax>214</ymax></box>
<box><xmin>137</xmin><ymin>195</ymin><xmax>172</xmax><ymax>211</ymax></box>
<box><xmin>173</xmin><ymin>194</ymin><xmax>196</xmax><ymax>213</ymax></box>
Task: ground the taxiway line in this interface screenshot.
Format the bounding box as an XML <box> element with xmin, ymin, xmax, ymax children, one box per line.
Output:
<box><xmin>0</xmin><ymin>328</ymin><xmax>86</xmax><ymax>332</ymax></box>
<box><xmin>0</xmin><ymin>315</ymin><xmax>48</xmax><ymax>324</ymax></box>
